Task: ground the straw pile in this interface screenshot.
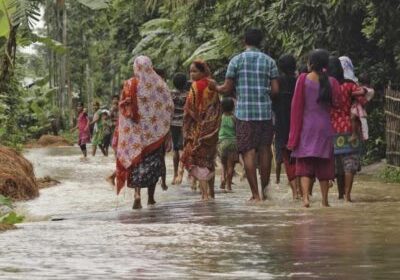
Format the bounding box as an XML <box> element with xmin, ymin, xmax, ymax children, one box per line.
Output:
<box><xmin>0</xmin><ymin>146</ymin><xmax>39</xmax><ymax>200</ymax></box>
<box><xmin>36</xmin><ymin>135</ymin><xmax>72</xmax><ymax>147</ymax></box>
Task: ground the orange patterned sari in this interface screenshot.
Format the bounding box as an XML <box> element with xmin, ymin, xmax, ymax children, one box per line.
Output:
<box><xmin>181</xmin><ymin>78</ymin><xmax>221</xmax><ymax>180</ymax></box>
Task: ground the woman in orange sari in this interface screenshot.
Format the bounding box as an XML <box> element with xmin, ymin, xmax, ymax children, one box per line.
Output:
<box><xmin>115</xmin><ymin>56</ymin><xmax>174</xmax><ymax>209</ymax></box>
<box><xmin>179</xmin><ymin>60</ymin><xmax>221</xmax><ymax>201</ymax></box>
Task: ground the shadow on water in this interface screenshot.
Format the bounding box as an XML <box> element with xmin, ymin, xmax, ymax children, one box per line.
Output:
<box><xmin>0</xmin><ymin>146</ymin><xmax>398</xmax><ymax>279</ymax></box>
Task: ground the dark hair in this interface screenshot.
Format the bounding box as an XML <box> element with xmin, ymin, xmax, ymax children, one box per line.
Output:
<box><xmin>154</xmin><ymin>68</ymin><xmax>166</xmax><ymax>79</ymax></box>
<box><xmin>77</xmin><ymin>102</ymin><xmax>84</xmax><ymax>107</ymax></box>
<box><xmin>192</xmin><ymin>59</ymin><xmax>211</xmax><ymax>76</ymax></box>
<box><xmin>308</xmin><ymin>49</ymin><xmax>332</xmax><ymax>105</ymax></box>
<box><xmin>327</xmin><ymin>56</ymin><xmax>344</xmax><ymax>84</ymax></box>
<box><xmin>278</xmin><ymin>54</ymin><xmax>296</xmax><ymax>76</ymax></box>
<box><xmin>221</xmin><ymin>97</ymin><xmax>235</xmax><ymax>113</ymax></box>
<box><xmin>359</xmin><ymin>73</ymin><xmax>371</xmax><ymax>85</ymax></box>
<box><xmin>93</xmin><ymin>101</ymin><xmax>100</xmax><ymax>107</ymax></box>
<box><xmin>244</xmin><ymin>28</ymin><xmax>263</xmax><ymax>48</ymax></box>
<box><xmin>298</xmin><ymin>64</ymin><xmax>309</xmax><ymax>74</ymax></box>
<box><xmin>173</xmin><ymin>73</ymin><xmax>188</xmax><ymax>91</ymax></box>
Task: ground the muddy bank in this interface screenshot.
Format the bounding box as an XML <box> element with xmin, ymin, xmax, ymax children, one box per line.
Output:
<box><xmin>0</xmin><ymin>146</ymin><xmax>39</xmax><ymax>200</ymax></box>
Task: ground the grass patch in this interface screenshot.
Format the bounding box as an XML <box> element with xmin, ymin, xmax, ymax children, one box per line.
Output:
<box><xmin>379</xmin><ymin>166</ymin><xmax>400</xmax><ymax>184</ymax></box>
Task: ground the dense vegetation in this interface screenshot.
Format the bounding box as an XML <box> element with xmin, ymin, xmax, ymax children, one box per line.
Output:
<box><xmin>1</xmin><ymin>0</ymin><xmax>399</xmax><ymax>162</ymax></box>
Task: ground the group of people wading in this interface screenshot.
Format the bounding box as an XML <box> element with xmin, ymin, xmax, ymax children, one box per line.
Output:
<box><xmin>74</xmin><ymin>28</ymin><xmax>374</xmax><ymax>209</ymax></box>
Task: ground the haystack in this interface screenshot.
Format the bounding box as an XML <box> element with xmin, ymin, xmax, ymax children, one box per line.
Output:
<box><xmin>0</xmin><ymin>146</ymin><xmax>39</xmax><ymax>200</ymax></box>
<box><xmin>37</xmin><ymin>135</ymin><xmax>72</xmax><ymax>147</ymax></box>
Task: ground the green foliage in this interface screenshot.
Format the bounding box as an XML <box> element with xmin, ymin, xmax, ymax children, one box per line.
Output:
<box><xmin>379</xmin><ymin>166</ymin><xmax>400</xmax><ymax>184</ymax></box>
<box><xmin>0</xmin><ymin>212</ymin><xmax>24</xmax><ymax>225</ymax></box>
<box><xmin>0</xmin><ymin>195</ymin><xmax>12</xmax><ymax>208</ymax></box>
<box><xmin>0</xmin><ymin>195</ymin><xmax>24</xmax><ymax>226</ymax></box>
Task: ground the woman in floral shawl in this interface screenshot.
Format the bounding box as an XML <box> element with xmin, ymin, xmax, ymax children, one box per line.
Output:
<box><xmin>115</xmin><ymin>56</ymin><xmax>174</xmax><ymax>209</ymax></box>
<box><xmin>179</xmin><ymin>60</ymin><xmax>221</xmax><ymax>201</ymax></box>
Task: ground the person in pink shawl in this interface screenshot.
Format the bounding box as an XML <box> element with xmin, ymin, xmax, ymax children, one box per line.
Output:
<box><xmin>71</xmin><ymin>102</ymin><xmax>91</xmax><ymax>159</ymax></box>
<box><xmin>115</xmin><ymin>56</ymin><xmax>174</xmax><ymax>209</ymax></box>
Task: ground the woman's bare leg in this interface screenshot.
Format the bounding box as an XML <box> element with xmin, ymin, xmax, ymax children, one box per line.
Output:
<box><xmin>133</xmin><ymin>187</ymin><xmax>142</xmax><ymax>209</ymax></box>
<box><xmin>336</xmin><ymin>174</ymin><xmax>345</xmax><ymax>199</ymax></box>
<box><xmin>344</xmin><ymin>172</ymin><xmax>354</xmax><ymax>202</ymax></box>
<box><xmin>319</xmin><ymin>180</ymin><xmax>330</xmax><ymax>207</ymax></box>
<box><xmin>258</xmin><ymin>145</ymin><xmax>272</xmax><ymax>200</ymax></box>
<box><xmin>172</xmin><ymin>150</ymin><xmax>180</xmax><ymax>184</ymax></box>
<box><xmin>148</xmin><ymin>185</ymin><xmax>156</xmax><ymax>205</ymax></box>
<box><xmin>300</xmin><ymin>177</ymin><xmax>312</xmax><ymax>208</ymax></box>
<box><xmin>289</xmin><ymin>179</ymin><xmax>298</xmax><ymax>200</ymax></box>
<box><xmin>208</xmin><ymin>175</ymin><xmax>215</xmax><ymax>199</ymax></box>
<box><xmin>220</xmin><ymin>162</ymin><xmax>226</xmax><ymax>190</ymax></box>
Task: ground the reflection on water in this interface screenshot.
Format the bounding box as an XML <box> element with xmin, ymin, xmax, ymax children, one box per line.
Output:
<box><xmin>0</xmin><ymin>146</ymin><xmax>399</xmax><ymax>279</ymax></box>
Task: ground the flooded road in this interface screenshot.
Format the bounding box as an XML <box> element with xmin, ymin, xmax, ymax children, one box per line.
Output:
<box><xmin>0</xmin><ymin>146</ymin><xmax>399</xmax><ymax>279</ymax></box>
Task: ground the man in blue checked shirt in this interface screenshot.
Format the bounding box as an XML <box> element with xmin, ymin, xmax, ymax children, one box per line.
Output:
<box><xmin>217</xmin><ymin>28</ymin><xmax>279</xmax><ymax>202</ymax></box>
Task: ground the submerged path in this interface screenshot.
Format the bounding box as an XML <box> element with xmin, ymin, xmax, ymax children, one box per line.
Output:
<box><xmin>0</xmin><ymin>146</ymin><xmax>399</xmax><ymax>279</ymax></box>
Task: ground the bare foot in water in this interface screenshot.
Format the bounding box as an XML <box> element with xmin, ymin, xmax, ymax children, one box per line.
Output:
<box><xmin>161</xmin><ymin>182</ymin><xmax>168</xmax><ymax>191</ymax></box>
<box><xmin>106</xmin><ymin>174</ymin><xmax>115</xmax><ymax>186</ymax></box>
<box><xmin>303</xmin><ymin>197</ymin><xmax>310</xmax><ymax>208</ymax></box>
<box><xmin>148</xmin><ymin>199</ymin><xmax>156</xmax><ymax>205</ymax></box>
<box><xmin>321</xmin><ymin>202</ymin><xmax>330</xmax><ymax>207</ymax></box>
<box><xmin>345</xmin><ymin>196</ymin><xmax>353</xmax><ymax>203</ymax></box>
<box><xmin>133</xmin><ymin>198</ymin><xmax>142</xmax><ymax>209</ymax></box>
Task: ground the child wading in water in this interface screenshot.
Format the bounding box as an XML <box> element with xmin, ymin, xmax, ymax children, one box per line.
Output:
<box><xmin>170</xmin><ymin>73</ymin><xmax>188</xmax><ymax>185</ymax></box>
<box><xmin>272</xmin><ymin>54</ymin><xmax>300</xmax><ymax>199</ymax></box>
<box><xmin>288</xmin><ymin>49</ymin><xmax>340</xmax><ymax>208</ymax></box>
<box><xmin>218</xmin><ymin>97</ymin><xmax>238</xmax><ymax>192</ymax></box>
<box><xmin>71</xmin><ymin>102</ymin><xmax>91</xmax><ymax>159</ymax></box>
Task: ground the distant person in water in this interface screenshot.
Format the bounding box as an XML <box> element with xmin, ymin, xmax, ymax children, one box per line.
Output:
<box><xmin>115</xmin><ymin>56</ymin><xmax>173</xmax><ymax>209</ymax></box>
<box><xmin>99</xmin><ymin>110</ymin><xmax>112</xmax><ymax>156</ymax></box>
<box><xmin>90</xmin><ymin>101</ymin><xmax>102</xmax><ymax>156</ymax></box>
<box><xmin>71</xmin><ymin>102</ymin><xmax>90</xmax><ymax>159</ymax></box>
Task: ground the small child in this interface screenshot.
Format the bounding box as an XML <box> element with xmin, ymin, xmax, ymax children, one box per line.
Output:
<box><xmin>218</xmin><ymin>97</ymin><xmax>238</xmax><ymax>192</ymax></box>
<box><xmin>350</xmin><ymin>73</ymin><xmax>375</xmax><ymax>142</ymax></box>
<box><xmin>71</xmin><ymin>102</ymin><xmax>90</xmax><ymax>159</ymax></box>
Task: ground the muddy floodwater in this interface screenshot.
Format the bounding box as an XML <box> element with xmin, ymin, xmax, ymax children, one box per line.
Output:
<box><xmin>0</xmin><ymin>146</ymin><xmax>399</xmax><ymax>279</ymax></box>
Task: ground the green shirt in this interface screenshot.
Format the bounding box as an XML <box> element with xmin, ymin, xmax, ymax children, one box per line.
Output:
<box><xmin>219</xmin><ymin>114</ymin><xmax>236</xmax><ymax>140</ymax></box>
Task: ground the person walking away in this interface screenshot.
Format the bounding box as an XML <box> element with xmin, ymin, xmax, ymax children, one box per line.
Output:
<box><xmin>71</xmin><ymin>102</ymin><xmax>90</xmax><ymax>159</ymax></box>
<box><xmin>180</xmin><ymin>60</ymin><xmax>221</xmax><ymax>201</ymax></box>
<box><xmin>90</xmin><ymin>101</ymin><xmax>102</xmax><ymax>156</ymax></box>
<box><xmin>170</xmin><ymin>73</ymin><xmax>189</xmax><ymax>185</ymax></box>
<box><xmin>115</xmin><ymin>56</ymin><xmax>173</xmax><ymax>209</ymax></box>
<box><xmin>329</xmin><ymin>56</ymin><xmax>365</xmax><ymax>202</ymax></box>
<box><xmin>218</xmin><ymin>97</ymin><xmax>239</xmax><ymax>192</ymax></box>
<box><xmin>272</xmin><ymin>54</ymin><xmax>300</xmax><ymax>200</ymax></box>
<box><xmin>288</xmin><ymin>49</ymin><xmax>340</xmax><ymax>207</ymax></box>
<box><xmin>99</xmin><ymin>110</ymin><xmax>112</xmax><ymax>156</ymax></box>
<box><xmin>217</xmin><ymin>28</ymin><xmax>279</xmax><ymax>201</ymax></box>
<box><xmin>339</xmin><ymin>57</ymin><xmax>373</xmax><ymax>143</ymax></box>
